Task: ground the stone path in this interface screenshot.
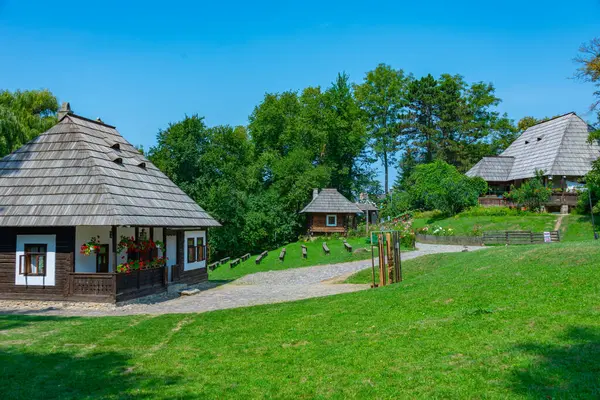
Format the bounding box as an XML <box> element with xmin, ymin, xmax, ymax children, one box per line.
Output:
<box><xmin>0</xmin><ymin>243</ymin><xmax>484</xmax><ymax>317</ymax></box>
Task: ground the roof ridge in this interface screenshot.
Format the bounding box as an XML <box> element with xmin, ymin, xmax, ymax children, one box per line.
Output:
<box><xmin>548</xmin><ymin>113</ymin><xmax>576</xmax><ymax>176</ymax></box>
<box><xmin>68</xmin><ymin>122</ymin><xmax>121</xmax><ymax>217</ymax></box>
<box><xmin>522</xmin><ymin>112</ymin><xmax>575</xmax><ymax>131</ymax></box>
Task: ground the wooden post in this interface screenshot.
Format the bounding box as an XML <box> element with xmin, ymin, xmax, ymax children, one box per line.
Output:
<box><xmin>386</xmin><ymin>232</ymin><xmax>394</xmax><ymax>284</ymax></box>
<box><xmin>370</xmin><ymin>244</ymin><xmax>376</xmax><ymax>288</ymax></box>
<box><xmin>111</xmin><ymin>225</ymin><xmax>117</xmax><ymax>272</ymax></box>
<box><xmin>378</xmin><ymin>234</ymin><xmax>385</xmax><ymax>287</ymax></box>
<box><xmin>366</xmin><ymin>211</ymin><xmax>369</xmax><ymax>234</ymax></box>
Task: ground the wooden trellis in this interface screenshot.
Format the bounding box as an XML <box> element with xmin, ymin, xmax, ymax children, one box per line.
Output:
<box><xmin>370</xmin><ymin>231</ymin><xmax>402</xmax><ymax>288</ymax></box>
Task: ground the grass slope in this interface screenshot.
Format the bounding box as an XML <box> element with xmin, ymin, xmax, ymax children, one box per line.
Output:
<box><xmin>560</xmin><ymin>214</ymin><xmax>596</xmax><ymax>242</ymax></box>
<box><xmin>2</xmin><ymin>242</ymin><xmax>600</xmax><ymax>398</ymax></box>
<box><xmin>413</xmin><ymin>214</ymin><xmax>557</xmax><ymax>236</ymax></box>
<box><xmin>209</xmin><ymin>237</ymin><xmax>374</xmax><ymax>281</ymax></box>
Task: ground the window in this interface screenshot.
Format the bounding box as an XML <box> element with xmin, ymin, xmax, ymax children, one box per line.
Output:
<box><xmin>187</xmin><ymin>238</ymin><xmax>196</xmax><ymax>263</ymax></box>
<box><xmin>326</xmin><ymin>214</ymin><xmax>337</xmax><ymax>227</ymax></box>
<box><xmin>20</xmin><ymin>244</ymin><xmax>47</xmax><ymax>276</ymax></box>
<box><xmin>196</xmin><ymin>237</ymin><xmax>205</xmax><ymax>262</ymax></box>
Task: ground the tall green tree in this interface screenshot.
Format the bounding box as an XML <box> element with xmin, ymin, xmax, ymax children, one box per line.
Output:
<box><xmin>148</xmin><ymin>117</ymin><xmax>255</xmax><ymax>258</ymax></box>
<box><xmin>402</xmin><ymin>74</ymin><xmax>515</xmax><ymax>172</ymax></box>
<box><xmin>0</xmin><ymin>89</ymin><xmax>58</xmax><ymax>157</ymax></box>
<box><xmin>354</xmin><ymin>64</ymin><xmax>410</xmax><ymax>194</ymax></box>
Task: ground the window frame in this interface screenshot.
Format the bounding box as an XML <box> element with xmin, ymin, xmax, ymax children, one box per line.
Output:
<box><xmin>20</xmin><ymin>244</ymin><xmax>47</xmax><ymax>276</ymax></box>
<box><xmin>196</xmin><ymin>237</ymin><xmax>205</xmax><ymax>262</ymax></box>
<box><xmin>187</xmin><ymin>238</ymin><xmax>196</xmax><ymax>263</ymax></box>
<box><xmin>326</xmin><ymin>214</ymin><xmax>337</xmax><ymax>227</ymax></box>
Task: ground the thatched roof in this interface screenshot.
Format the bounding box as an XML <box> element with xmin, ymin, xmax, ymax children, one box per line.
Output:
<box><xmin>467</xmin><ymin>113</ymin><xmax>600</xmax><ymax>181</ymax></box>
<box><xmin>0</xmin><ymin>104</ymin><xmax>220</xmax><ymax>227</ymax></box>
<box><xmin>300</xmin><ymin>189</ymin><xmax>362</xmax><ymax>214</ymax></box>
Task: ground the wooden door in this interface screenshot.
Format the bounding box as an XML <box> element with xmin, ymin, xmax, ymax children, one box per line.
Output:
<box><xmin>96</xmin><ymin>244</ymin><xmax>109</xmax><ymax>273</ymax></box>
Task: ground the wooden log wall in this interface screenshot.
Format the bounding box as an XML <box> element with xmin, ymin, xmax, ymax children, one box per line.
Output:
<box><xmin>0</xmin><ymin>227</ymin><xmax>75</xmax><ymax>301</ymax></box>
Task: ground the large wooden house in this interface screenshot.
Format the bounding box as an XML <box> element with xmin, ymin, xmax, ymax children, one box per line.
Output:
<box><xmin>300</xmin><ymin>188</ymin><xmax>362</xmax><ymax>235</ymax></box>
<box><xmin>0</xmin><ymin>103</ymin><xmax>220</xmax><ymax>303</ymax></box>
<box><xmin>466</xmin><ymin>113</ymin><xmax>600</xmax><ymax>213</ymax></box>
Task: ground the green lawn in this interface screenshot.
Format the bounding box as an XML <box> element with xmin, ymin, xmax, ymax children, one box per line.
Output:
<box><xmin>560</xmin><ymin>214</ymin><xmax>597</xmax><ymax>242</ymax></box>
<box><xmin>413</xmin><ymin>214</ymin><xmax>558</xmax><ymax>236</ymax></box>
<box><xmin>209</xmin><ymin>237</ymin><xmax>375</xmax><ymax>281</ymax></box>
<box><xmin>2</xmin><ymin>242</ymin><xmax>600</xmax><ymax>398</ymax></box>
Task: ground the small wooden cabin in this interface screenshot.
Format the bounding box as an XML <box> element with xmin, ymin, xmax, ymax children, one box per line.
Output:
<box><xmin>0</xmin><ymin>103</ymin><xmax>220</xmax><ymax>303</ymax></box>
<box><xmin>300</xmin><ymin>188</ymin><xmax>362</xmax><ymax>235</ymax></box>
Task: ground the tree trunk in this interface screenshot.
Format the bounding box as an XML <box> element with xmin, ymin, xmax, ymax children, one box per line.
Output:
<box><xmin>383</xmin><ymin>151</ymin><xmax>389</xmax><ymax>194</ymax></box>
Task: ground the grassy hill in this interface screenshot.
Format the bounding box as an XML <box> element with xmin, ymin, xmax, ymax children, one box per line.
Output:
<box><xmin>413</xmin><ymin>211</ymin><xmax>558</xmax><ymax>236</ymax></box>
<box><xmin>2</xmin><ymin>242</ymin><xmax>600</xmax><ymax>398</ymax></box>
<box><xmin>209</xmin><ymin>237</ymin><xmax>375</xmax><ymax>281</ymax></box>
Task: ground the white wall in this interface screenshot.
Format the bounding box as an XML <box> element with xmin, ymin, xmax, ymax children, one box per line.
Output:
<box><xmin>14</xmin><ymin>234</ymin><xmax>56</xmax><ymax>286</ymax></box>
<box><xmin>184</xmin><ymin>230</ymin><xmax>206</xmax><ymax>271</ymax></box>
<box><xmin>75</xmin><ymin>226</ymin><xmax>167</xmax><ymax>273</ymax></box>
<box><xmin>75</xmin><ymin>226</ymin><xmax>113</xmax><ymax>272</ymax></box>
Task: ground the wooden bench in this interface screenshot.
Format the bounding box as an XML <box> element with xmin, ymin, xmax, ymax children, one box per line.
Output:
<box><xmin>255</xmin><ymin>251</ymin><xmax>268</xmax><ymax>265</ymax></box>
<box><xmin>230</xmin><ymin>258</ymin><xmax>241</xmax><ymax>268</ymax></box>
<box><xmin>208</xmin><ymin>261</ymin><xmax>219</xmax><ymax>271</ymax></box>
<box><xmin>301</xmin><ymin>245</ymin><xmax>307</xmax><ymax>259</ymax></box>
<box><xmin>344</xmin><ymin>242</ymin><xmax>353</xmax><ymax>252</ymax></box>
<box><xmin>241</xmin><ymin>253</ymin><xmax>251</xmax><ymax>261</ymax></box>
<box><xmin>322</xmin><ymin>242</ymin><xmax>330</xmax><ymax>255</ymax></box>
<box><xmin>279</xmin><ymin>248</ymin><xmax>286</xmax><ymax>262</ymax></box>
<box><xmin>220</xmin><ymin>257</ymin><xmax>230</xmax><ymax>265</ymax></box>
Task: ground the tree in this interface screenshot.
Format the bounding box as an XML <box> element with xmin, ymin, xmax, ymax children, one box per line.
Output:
<box><xmin>401</xmin><ymin>74</ymin><xmax>515</xmax><ymax>172</ymax></box>
<box><xmin>0</xmin><ymin>89</ymin><xmax>58</xmax><ymax>157</ymax></box>
<box><xmin>148</xmin><ymin>118</ymin><xmax>255</xmax><ymax>258</ymax></box>
<box><xmin>575</xmin><ymin>38</ymin><xmax>600</xmax><ymax>117</ymax></box>
<box><xmin>505</xmin><ymin>170</ymin><xmax>551</xmax><ymax>212</ymax></box>
<box><xmin>406</xmin><ymin>160</ymin><xmax>487</xmax><ymax>215</ymax></box>
<box><xmin>354</xmin><ymin>64</ymin><xmax>410</xmax><ymax>194</ymax></box>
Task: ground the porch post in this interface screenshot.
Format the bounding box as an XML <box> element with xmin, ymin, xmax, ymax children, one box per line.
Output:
<box><xmin>111</xmin><ymin>225</ymin><xmax>117</xmax><ymax>272</ymax></box>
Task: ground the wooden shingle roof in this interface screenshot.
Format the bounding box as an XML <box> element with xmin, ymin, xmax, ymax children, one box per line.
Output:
<box><xmin>467</xmin><ymin>113</ymin><xmax>600</xmax><ymax>181</ymax></box>
<box><xmin>300</xmin><ymin>189</ymin><xmax>362</xmax><ymax>214</ymax></box>
<box><xmin>0</xmin><ymin>111</ymin><xmax>220</xmax><ymax>227</ymax></box>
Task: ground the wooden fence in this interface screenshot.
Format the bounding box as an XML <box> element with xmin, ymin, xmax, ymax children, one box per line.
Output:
<box><xmin>483</xmin><ymin>230</ymin><xmax>560</xmax><ymax>245</ymax></box>
<box><xmin>416</xmin><ymin>234</ymin><xmax>483</xmax><ymax>246</ymax></box>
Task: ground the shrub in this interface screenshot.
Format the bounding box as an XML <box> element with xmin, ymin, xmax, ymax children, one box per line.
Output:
<box><xmin>505</xmin><ymin>170</ymin><xmax>551</xmax><ymax>212</ymax></box>
<box><xmin>406</xmin><ymin>160</ymin><xmax>488</xmax><ymax>216</ymax></box>
<box><xmin>458</xmin><ymin>206</ymin><xmax>532</xmax><ymax>217</ymax></box>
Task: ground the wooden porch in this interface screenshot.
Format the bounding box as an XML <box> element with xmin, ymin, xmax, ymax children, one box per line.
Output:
<box><xmin>66</xmin><ymin>266</ymin><xmax>168</xmax><ymax>303</ymax></box>
<box><xmin>478</xmin><ymin>193</ymin><xmax>579</xmax><ymax>208</ymax></box>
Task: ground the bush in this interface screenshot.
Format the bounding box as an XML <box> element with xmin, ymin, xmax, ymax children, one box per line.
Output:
<box><xmin>406</xmin><ymin>160</ymin><xmax>488</xmax><ymax>216</ymax></box>
<box><xmin>380</xmin><ymin>191</ymin><xmax>411</xmax><ymax>220</ymax></box>
<box><xmin>458</xmin><ymin>206</ymin><xmax>533</xmax><ymax>217</ymax></box>
<box><xmin>505</xmin><ymin>170</ymin><xmax>551</xmax><ymax>212</ymax></box>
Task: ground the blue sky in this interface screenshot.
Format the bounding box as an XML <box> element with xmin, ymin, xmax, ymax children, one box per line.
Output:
<box><xmin>1</xmin><ymin>0</ymin><xmax>599</xmax><ymax>183</ymax></box>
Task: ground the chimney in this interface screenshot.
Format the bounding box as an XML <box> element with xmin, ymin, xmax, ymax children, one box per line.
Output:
<box><xmin>313</xmin><ymin>188</ymin><xmax>319</xmax><ymax>199</ymax></box>
<box><xmin>57</xmin><ymin>102</ymin><xmax>73</xmax><ymax>120</ymax></box>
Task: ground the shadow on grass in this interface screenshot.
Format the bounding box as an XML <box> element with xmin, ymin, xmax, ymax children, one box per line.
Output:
<box><xmin>0</xmin><ymin>314</ymin><xmax>77</xmax><ymax>331</ymax></box>
<box><xmin>0</xmin><ymin>345</ymin><xmax>191</xmax><ymax>399</ymax></box>
<box><xmin>511</xmin><ymin>326</ymin><xmax>600</xmax><ymax>398</ymax></box>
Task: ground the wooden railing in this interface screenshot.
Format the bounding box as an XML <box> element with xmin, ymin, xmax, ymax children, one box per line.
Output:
<box><xmin>67</xmin><ymin>267</ymin><xmax>168</xmax><ymax>302</ymax></box>
<box><xmin>479</xmin><ymin>193</ymin><xmax>578</xmax><ymax>207</ymax></box>
<box><xmin>67</xmin><ymin>273</ymin><xmax>116</xmax><ymax>301</ymax></box>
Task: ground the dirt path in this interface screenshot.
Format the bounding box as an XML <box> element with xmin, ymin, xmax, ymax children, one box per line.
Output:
<box><xmin>0</xmin><ymin>243</ymin><xmax>485</xmax><ymax>317</ymax></box>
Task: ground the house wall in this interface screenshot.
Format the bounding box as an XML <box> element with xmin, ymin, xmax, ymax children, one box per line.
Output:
<box><xmin>172</xmin><ymin>230</ymin><xmax>208</xmax><ymax>284</ymax></box>
<box><xmin>0</xmin><ymin>227</ymin><xmax>75</xmax><ymax>301</ymax></box>
<box><xmin>75</xmin><ymin>226</ymin><xmax>166</xmax><ymax>273</ymax></box>
<box><xmin>309</xmin><ymin>213</ymin><xmax>351</xmax><ymax>234</ymax></box>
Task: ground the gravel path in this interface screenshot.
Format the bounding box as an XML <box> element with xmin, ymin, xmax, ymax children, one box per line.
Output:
<box><xmin>0</xmin><ymin>243</ymin><xmax>484</xmax><ymax>317</ymax></box>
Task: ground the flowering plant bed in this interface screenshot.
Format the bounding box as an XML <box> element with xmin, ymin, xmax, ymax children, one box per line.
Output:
<box><xmin>117</xmin><ymin>235</ymin><xmax>165</xmax><ymax>254</ymax></box>
<box><xmin>116</xmin><ymin>256</ymin><xmax>167</xmax><ymax>274</ymax></box>
<box><xmin>80</xmin><ymin>236</ymin><xmax>101</xmax><ymax>255</ymax></box>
